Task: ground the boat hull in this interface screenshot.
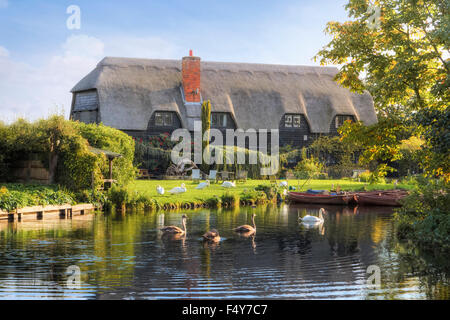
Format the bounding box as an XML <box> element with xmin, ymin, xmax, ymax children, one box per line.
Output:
<box><xmin>288</xmin><ymin>190</ymin><xmax>408</xmax><ymax>206</ymax></box>
<box><xmin>288</xmin><ymin>192</ymin><xmax>354</xmax><ymax>205</ymax></box>
<box><xmin>355</xmin><ymin>191</ymin><xmax>408</xmax><ymax>207</ymax></box>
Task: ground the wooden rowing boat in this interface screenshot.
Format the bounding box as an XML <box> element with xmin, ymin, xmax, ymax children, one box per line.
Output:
<box><xmin>288</xmin><ymin>192</ymin><xmax>356</xmax><ymax>205</ymax></box>
<box><xmin>355</xmin><ymin>190</ymin><xmax>408</xmax><ymax>207</ymax></box>
<box><xmin>288</xmin><ymin>189</ymin><xmax>409</xmax><ymax>206</ymax></box>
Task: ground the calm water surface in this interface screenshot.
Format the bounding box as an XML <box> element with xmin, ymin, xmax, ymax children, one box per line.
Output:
<box><xmin>0</xmin><ymin>204</ymin><xmax>448</xmax><ymax>300</ymax></box>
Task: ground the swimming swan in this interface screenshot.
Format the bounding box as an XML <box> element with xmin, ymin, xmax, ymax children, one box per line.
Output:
<box><xmin>234</xmin><ymin>213</ymin><xmax>256</xmax><ymax>233</ymax></box>
<box><xmin>300</xmin><ymin>208</ymin><xmax>325</xmax><ymax>223</ymax></box>
<box><xmin>202</xmin><ymin>229</ymin><xmax>221</xmax><ymax>242</ymax></box>
<box><xmin>161</xmin><ymin>214</ymin><xmax>187</xmax><ymax>235</ymax></box>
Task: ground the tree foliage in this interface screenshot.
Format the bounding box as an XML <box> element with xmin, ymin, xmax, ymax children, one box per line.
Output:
<box><xmin>315</xmin><ymin>0</ymin><xmax>449</xmax><ymax>180</ymax></box>
<box><xmin>0</xmin><ymin>116</ymin><xmax>136</xmax><ymax>191</ymax></box>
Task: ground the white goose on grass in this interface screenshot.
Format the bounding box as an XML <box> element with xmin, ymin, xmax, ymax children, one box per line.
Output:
<box><xmin>279</xmin><ymin>181</ymin><xmax>288</xmax><ymax>187</ymax></box>
<box><xmin>299</xmin><ymin>208</ymin><xmax>325</xmax><ymax>224</ymax></box>
<box><xmin>156</xmin><ymin>185</ymin><xmax>165</xmax><ymax>195</ymax></box>
<box><xmin>195</xmin><ymin>180</ymin><xmax>210</xmax><ymax>190</ymax></box>
<box><xmin>221</xmin><ymin>181</ymin><xmax>236</xmax><ymax>188</ymax></box>
<box><xmin>168</xmin><ymin>183</ymin><xmax>187</xmax><ymax>194</ymax></box>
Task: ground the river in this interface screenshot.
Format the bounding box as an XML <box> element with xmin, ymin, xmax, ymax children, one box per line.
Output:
<box><xmin>0</xmin><ymin>204</ymin><xmax>448</xmax><ymax>299</ymax></box>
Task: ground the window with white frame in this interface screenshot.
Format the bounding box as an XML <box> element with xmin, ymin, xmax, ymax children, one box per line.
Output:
<box><xmin>284</xmin><ymin>115</ymin><xmax>292</xmax><ymax>127</ymax></box>
<box><xmin>284</xmin><ymin>114</ymin><xmax>302</xmax><ymax>128</ymax></box>
<box><xmin>211</xmin><ymin>113</ymin><xmax>228</xmax><ymax>127</ymax></box>
<box><xmin>154</xmin><ymin>112</ymin><xmax>173</xmax><ymax>126</ymax></box>
<box><xmin>293</xmin><ymin>115</ymin><xmax>301</xmax><ymax>128</ymax></box>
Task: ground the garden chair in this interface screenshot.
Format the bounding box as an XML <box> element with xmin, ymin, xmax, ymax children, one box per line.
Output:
<box><xmin>236</xmin><ymin>170</ymin><xmax>247</xmax><ymax>183</ymax></box>
<box><xmin>207</xmin><ymin>170</ymin><xmax>217</xmax><ymax>183</ymax></box>
<box><xmin>191</xmin><ymin>169</ymin><xmax>201</xmax><ymax>182</ymax></box>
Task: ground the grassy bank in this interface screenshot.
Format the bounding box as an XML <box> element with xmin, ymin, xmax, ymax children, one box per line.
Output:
<box><xmin>1</xmin><ymin>179</ymin><xmax>415</xmax><ymax>213</ymax></box>
<box><xmin>126</xmin><ymin>178</ymin><xmax>414</xmax><ymax>209</ymax></box>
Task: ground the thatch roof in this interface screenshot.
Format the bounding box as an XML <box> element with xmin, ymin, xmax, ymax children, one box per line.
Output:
<box><xmin>71</xmin><ymin>57</ymin><xmax>377</xmax><ymax>133</ymax></box>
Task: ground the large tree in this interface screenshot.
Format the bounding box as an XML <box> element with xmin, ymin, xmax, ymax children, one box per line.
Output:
<box><xmin>315</xmin><ymin>0</ymin><xmax>449</xmax><ymax>180</ymax></box>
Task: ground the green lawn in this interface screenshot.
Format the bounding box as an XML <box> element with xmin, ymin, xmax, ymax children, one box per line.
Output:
<box><xmin>129</xmin><ymin>179</ymin><xmax>414</xmax><ymax>206</ymax></box>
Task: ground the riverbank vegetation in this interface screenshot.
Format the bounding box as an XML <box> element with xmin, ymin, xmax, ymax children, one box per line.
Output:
<box><xmin>0</xmin><ymin>184</ymin><xmax>76</xmax><ymax>212</ymax></box>
<box><xmin>0</xmin><ymin>116</ymin><xmax>136</xmax><ymax>191</ymax></box>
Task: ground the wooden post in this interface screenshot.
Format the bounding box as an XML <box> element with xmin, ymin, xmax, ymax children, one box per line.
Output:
<box><xmin>37</xmin><ymin>211</ymin><xmax>43</xmax><ymax>220</ymax></box>
<box><xmin>68</xmin><ymin>208</ymin><xmax>73</xmax><ymax>218</ymax></box>
<box><xmin>59</xmin><ymin>209</ymin><xmax>66</xmax><ymax>219</ymax></box>
<box><xmin>17</xmin><ymin>213</ymin><xmax>22</xmax><ymax>222</ymax></box>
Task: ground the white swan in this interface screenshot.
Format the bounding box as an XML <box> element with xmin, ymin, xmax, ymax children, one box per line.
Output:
<box><xmin>156</xmin><ymin>185</ymin><xmax>165</xmax><ymax>195</ymax></box>
<box><xmin>279</xmin><ymin>181</ymin><xmax>288</xmax><ymax>187</ymax></box>
<box><xmin>195</xmin><ymin>180</ymin><xmax>210</xmax><ymax>190</ymax></box>
<box><xmin>300</xmin><ymin>208</ymin><xmax>325</xmax><ymax>223</ymax></box>
<box><xmin>221</xmin><ymin>181</ymin><xmax>236</xmax><ymax>188</ymax></box>
<box><xmin>169</xmin><ymin>183</ymin><xmax>187</xmax><ymax>194</ymax></box>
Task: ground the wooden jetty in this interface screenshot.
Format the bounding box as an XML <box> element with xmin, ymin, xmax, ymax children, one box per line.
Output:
<box><xmin>0</xmin><ymin>203</ymin><xmax>97</xmax><ymax>222</ymax></box>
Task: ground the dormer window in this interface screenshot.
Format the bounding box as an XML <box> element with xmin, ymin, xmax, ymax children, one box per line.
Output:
<box><xmin>284</xmin><ymin>114</ymin><xmax>301</xmax><ymax>128</ymax></box>
<box><xmin>154</xmin><ymin>112</ymin><xmax>173</xmax><ymax>127</ymax></box>
<box><xmin>335</xmin><ymin>115</ymin><xmax>354</xmax><ymax>129</ymax></box>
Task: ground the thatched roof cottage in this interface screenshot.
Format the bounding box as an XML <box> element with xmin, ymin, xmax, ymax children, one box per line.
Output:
<box><xmin>70</xmin><ymin>52</ymin><xmax>377</xmax><ymax>147</ymax></box>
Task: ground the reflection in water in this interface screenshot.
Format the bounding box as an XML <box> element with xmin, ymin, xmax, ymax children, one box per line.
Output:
<box><xmin>0</xmin><ymin>205</ymin><xmax>448</xmax><ymax>299</ymax></box>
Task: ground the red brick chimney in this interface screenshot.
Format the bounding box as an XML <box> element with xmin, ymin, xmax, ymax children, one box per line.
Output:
<box><xmin>182</xmin><ymin>50</ymin><xmax>201</xmax><ymax>103</ymax></box>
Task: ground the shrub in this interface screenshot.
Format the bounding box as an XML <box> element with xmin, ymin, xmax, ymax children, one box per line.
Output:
<box><xmin>254</xmin><ymin>184</ymin><xmax>277</xmax><ymax>201</ymax></box>
<box><xmin>294</xmin><ymin>148</ymin><xmax>324</xmax><ymax>179</ymax></box>
<box><xmin>358</xmin><ymin>170</ymin><xmax>385</xmax><ymax>184</ymax></box>
<box><xmin>221</xmin><ymin>192</ymin><xmax>240</xmax><ymax>207</ymax></box>
<box><xmin>76</xmin><ymin>189</ymin><xmax>107</xmax><ymax>208</ymax></box>
<box><xmin>395</xmin><ymin>178</ymin><xmax>450</xmax><ymax>251</ymax></box>
<box><xmin>240</xmin><ymin>189</ymin><xmax>267</xmax><ymax>205</ymax></box>
<box><xmin>317</xmin><ymin>172</ymin><xmax>329</xmax><ymax>180</ymax></box>
<box><xmin>135</xmin><ymin>193</ymin><xmax>158</xmax><ymax>210</ymax></box>
<box><xmin>75</xmin><ymin>121</ymin><xmax>137</xmax><ymax>186</ymax></box>
<box><xmin>107</xmin><ymin>185</ymin><xmax>130</xmax><ymax>207</ymax></box>
<box><xmin>206</xmin><ymin>196</ymin><xmax>222</xmax><ymax>208</ymax></box>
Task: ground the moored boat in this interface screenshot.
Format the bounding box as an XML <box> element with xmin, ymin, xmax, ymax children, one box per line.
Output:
<box><xmin>288</xmin><ymin>192</ymin><xmax>356</xmax><ymax>205</ymax></box>
<box><xmin>355</xmin><ymin>190</ymin><xmax>408</xmax><ymax>207</ymax></box>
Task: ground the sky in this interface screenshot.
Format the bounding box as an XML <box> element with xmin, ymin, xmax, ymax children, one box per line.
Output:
<box><xmin>0</xmin><ymin>0</ymin><xmax>350</xmax><ymax>122</ymax></box>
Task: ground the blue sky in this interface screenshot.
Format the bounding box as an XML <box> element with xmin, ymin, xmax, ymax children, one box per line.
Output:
<box><xmin>0</xmin><ymin>0</ymin><xmax>350</xmax><ymax>121</ymax></box>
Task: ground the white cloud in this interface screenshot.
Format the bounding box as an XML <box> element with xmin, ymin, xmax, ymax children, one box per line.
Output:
<box><xmin>0</xmin><ymin>0</ymin><xmax>8</xmax><ymax>8</ymax></box>
<box><xmin>0</xmin><ymin>46</ymin><xmax>9</xmax><ymax>57</ymax></box>
<box><xmin>0</xmin><ymin>35</ymin><xmax>104</xmax><ymax>122</ymax></box>
<box><xmin>0</xmin><ymin>34</ymin><xmax>180</xmax><ymax>123</ymax></box>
